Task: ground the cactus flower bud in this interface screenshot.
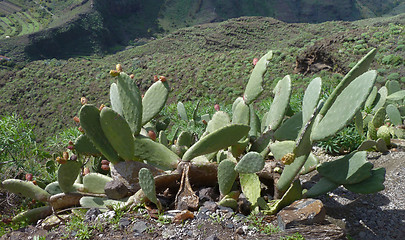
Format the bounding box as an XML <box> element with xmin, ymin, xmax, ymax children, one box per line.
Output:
<box><xmin>80</xmin><ymin>97</ymin><xmax>88</xmax><ymax>105</ymax></box>
<box><xmin>68</xmin><ymin>140</ymin><xmax>74</xmax><ymax>146</ymax></box>
<box><xmin>214</xmin><ymin>104</ymin><xmax>220</xmax><ymax>111</ymax></box>
<box><xmin>116</xmin><ymin>64</ymin><xmax>123</xmax><ymax>72</ymax></box>
<box><xmin>101</xmin><ymin>159</ymin><xmax>110</xmax><ymax>165</ymax></box>
<box><xmin>159</xmin><ymin>76</ymin><xmax>167</xmax><ymax>82</ymax></box>
<box><xmin>32</xmin><ymin>180</ymin><xmax>37</xmax><ymax>185</ymax></box>
<box><xmin>281</xmin><ymin>153</ymin><xmax>296</xmax><ymax>165</ymax></box>
<box><xmin>56</xmin><ymin>156</ymin><xmax>67</xmax><ymax>164</ymax></box>
<box><xmin>25</xmin><ymin>173</ymin><xmax>33</xmax><ymax>181</ymax></box>
<box><xmin>252</xmin><ymin>58</ymin><xmax>259</xmax><ymax>66</ymax></box>
<box><xmin>78</xmin><ymin>126</ymin><xmax>85</xmax><ymax>133</ymax></box>
<box><xmin>202</xmin><ymin>119</ymin><xmax>207</xmax><ymax>125</ymax></box>
<box><xmin>67</xmin><ymin>145</ymin><xmax>74</xmax><ymax>150</ymax></box>
<box><xmin>73</xmin><ymin>116</ymin><xmax>80</xmax><ymax>123</ymax></box>
<box><xmin>130</xmin><ymin>74</ymin><xmax>135</xmax><ymax>79</ymax></box>
<box><xmin>101</xmin><ymin>164</ymin><xmax>110</xmax><ymax>171</ymax></box>
<box><xmin>99</xmin><ymin>104</ymin><xmax>105</xmax><ymax>111</ymax></box>
<box><xmin>153</xmin><ymin>75</ymin><xmax>159</xmax><ymax>82</ymax></box>
<box><xmin>83</xmin><ymin>167</ymin><xmax>90</xmax><ymax>175</ymax></box>
<box><xmin>109</xmin><ymin>70</ymin><xmax>120</xmax><ymax>77</ymax></box>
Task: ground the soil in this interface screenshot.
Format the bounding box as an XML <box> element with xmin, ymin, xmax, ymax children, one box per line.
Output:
<box><xmin>1</xmin><ymin>141</ymin><xmax>405</xmax><ymax>240</ymax></box>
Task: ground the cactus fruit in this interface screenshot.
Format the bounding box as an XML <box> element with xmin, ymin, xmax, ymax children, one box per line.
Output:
<box><xmin>266</xmin><ymin>75</ymin><xmax>292</xmax><ymax>131</ymax></box>
<box><xmin>58</xmin><ymin>160</ymin><xmax>81</xmax><ymax>193</ymax></box>
<box><xmin>234</xmin><ymin>152</ymin><xmax>264</xmax><ymax>173</ymax></box>
<box><xmin>377</xmin><ymin>125</ymin><xmax>391</xmax><ymax>146</ymax></box>
<box><xmin>2</xmin><ymin>179</ymin><xmax>51</xmax><ymax>202</ymax></box>
<box><xmin>281</xmin><ymin>153</ymin><xmax>296</xmax><ymax>165</ymax></box>
<box><xmin>100</xmin><ymin>107</ymin><xmax>135</xmax><ymax>161</ymax></box>
<box><xmin>239</xmin><ymin>173</ymin><xmax>261</xmax><ymax>207</ymax></box>
<box><xmin>182</xmin><ymin>124</ymin><xmax>250</xmax><ymax>162</ymax></box>
<box><xmin>138</xmin><ymin>168</ymin><xmax>160</xmax><ymax>208</ymax></box>
<box><xmin>217</xmin><ymin>159</ymin><xmax>238</xmax><ymax>195</ymax></box>
<box><xmin>79</xmin><ymin>104</ymin><xmax>122</xmax><ymax>164</ymax></box>
<box><xmin>311</xmin><ymin>70</ymin><xmax>377</xmax><ymax>142</ymax></box>
<box><xmin>243</xmin><ymin>50</ymin><xmax>273</xmax><ymax>105</ymax></box>
<box><xmin>142</xmin><ymin>80</ymin><xmax>170</xmax><ymax>125</ymax></box>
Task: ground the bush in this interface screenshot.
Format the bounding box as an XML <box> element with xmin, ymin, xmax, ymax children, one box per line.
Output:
<box><xmin>382</xmin><ymin>54</ymin><xmax>403</xmax><ymax>66</ymax></box>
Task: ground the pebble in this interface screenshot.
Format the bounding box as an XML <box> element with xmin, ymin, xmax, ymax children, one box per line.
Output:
<box><xmin>119</xmin><ymin>217</ymin><xmax>131</xmax><ymax>229</ymax></box>
<box><xmin>132</xmin><ymin>221</ymin><xmax>148</xmax><ymax>233</ymax></box>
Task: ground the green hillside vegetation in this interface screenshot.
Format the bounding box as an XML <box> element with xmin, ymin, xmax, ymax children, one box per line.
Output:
<box><xmin>0</xmin><ymin>14</ymin><xmax>403</xmax><ymax>141</ymax></box>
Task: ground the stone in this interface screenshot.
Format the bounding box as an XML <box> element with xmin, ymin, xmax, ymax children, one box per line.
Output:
<box><xmin>205</xmin><ymin>235</ymin><xmax>220</xmax><ymax>240</ymax></box>
<box><xmin>84</xmin><ymin>208</ymin><xmax>102</xmax><ymax>222</ymax></box>
<box><xmin>119</xmin><ymin>217</ymin><xmax>131</xmax><ymax>229</ymax></box>
<box><xmin>277</xmin><ymin>198</ymin><xmax>326</xmax><ymax>231</ymax></box>
<box><xmin>132</xmin><ymin>220</ymin><xmax>148</xmax><ymax>233</ymax></box>
<box><xmin>203</xmin><ymin>201</ymin><xmax>218</xmax><ymax>212</ymax></box>
<box><xmin>41</xmin><ymin>214</ymin><xmax>70</xmax><ymax>230</ymax></box>
<box><xmin>197</xmin><ymin>187</ymin><xmax>217</xmax><ymax>202</ymax></box>
<box><xmin>104</xmin><ymin>180</ymin><xmax>130</xmax><ymax>200</ymax></box>
<box><xmin>235</xmin><ymin>226</ymin><xmax>245</xmax><ymax>235</ymax></box>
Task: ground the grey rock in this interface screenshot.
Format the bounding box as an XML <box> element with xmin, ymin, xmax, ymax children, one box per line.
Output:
<box><xmin>203</xmin><ymin>201</ymin><xmax>218</xmax><ymax>212</ymax></box>
<box><xmin>235</xmin><ymin>226</ymin><xmax>245</xmax><ymax>235</ymax></box>
<box><xmin>205</xmin><ymin>235</ymin><xmax>220</xmax><ymax>240</ymax></box>
<box><xmin>104</xmin><ymin>180</ymin><xmax>129</xmax><ymax>200</ymax></box>
<box><xmin>119</xmin><ymin>217</ymin><xmax>131</xmax><ymax>229</ymax></box>
<box><xmin>132</xmin><ymin>221</ymin><xmax>148</xmax><ymax>233</ymax></box>
<box><xmin>84</xmin><ymin>208</ymin><xmax>102</xmax><ymax>222</ymax></box>
<box><xmin>197</xmin><ymin>187</ymin><xmax>217</xmax><ymax>202</ymax></box>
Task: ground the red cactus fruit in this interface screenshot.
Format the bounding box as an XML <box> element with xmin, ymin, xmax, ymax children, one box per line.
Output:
<box><xmin>202</xmin><ymin>119</ymin><xmax>207</xmax><ymax>125</ymax></box>
<box><xmin>99</xmin><ymin>104</ymin><xmax>106</xmax><ymax>111</ymax></box>
<box><xmin>62</xmin><ymin>152</ymin><xmax>69</xmax><ymax>161</ymax></box>
<box><xmin>101</xmin><ymin>164</ymin><xmax>110</xmax><ymax>171</ymax></box>
<box><xmin>83</xmin><ymin>167</ymin><xmax>90</xmax><ymax>175</ymax></box>
<box><xmin>253</xmin><ymin>58</ymin><xmax>259</xmax><ymax>66</ymax></box>
<box><xmin>148</xmin><ymin>130</ymin><xmax>157</xmax><ymax>141</ymax></box>
<box><xmin>101</xmin><ymin>159</ymin><xmax>110</xmax><ymax>165</ymax></box>
<box><xmin>73</xmin><ymin>116</ymin><xmax>80</xmax><ymax>123</ymax></box>
<box><xmin>153</xmin><ymin>75</ymin><xmax>159</xmax><ymax>82</ymax></box>
<box><xmin>56</xmin><ymin>156</ymin><xmax>67</xmax><ymax>165</ymax></box>
<box><xmin>32</xmin><ymin>180</ymin><xmax>37</xmax><ymax>185</ymax></box>
<box><xmin>70</xmin><ymin>154</ymin><xmax>77</xmax><ymax>161</ymax></box>
<box><xmin>130</xmin><ymin>74</ymin><xmax>135</xmax><ymax>79</ymax></box>
<box><xmin>159</xmin><ymin>76</ymin><xmax>167</xmax><ymax>82</ymax></box>
<box><xmin>67</xmin><ymin>145</ymin><xmax>74</xmax><ymax>150</ymax></box>
<box><xmin>214</xmin><ymin>104</ymin><xmax>220</xmax><ymax>111</ymax></box>
<box><xmin>25</xmin><ymin>173</ymin><xmax>33</xmax><ymax>181</ymax></box>
<box><xmin>78</xmin><ymin>126</ymin><xmax>85</xmax><ymax>133</ymax></box>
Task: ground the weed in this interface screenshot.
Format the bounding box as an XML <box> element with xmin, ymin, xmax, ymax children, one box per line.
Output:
<box><xmin>280</xmin><ymin>232</ymin><xmax>305</xmax><ymax>240</ymax></box>
<box><xmin>64</xmin><ymin>215</ymin><xmax>93</xmax><ymax>240</ymax></box>
<box><xmin>317</xmin><ymin>125</ymin><xmax>364</xmax><ymax>154</ymax></box>
<box><xmin>246</xmin><ymin>214</ymin><xmax>280</xmax><ymax>235</ymax></box>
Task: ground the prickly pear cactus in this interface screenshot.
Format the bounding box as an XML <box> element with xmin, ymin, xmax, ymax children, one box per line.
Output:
<box><xmin>218</xmin><ymin>159</ymin><xmax>238</xmax><ymax>195</ymax></box>
<box><xmin>1</xmin><ymin>179</ymin><xmax>50</xmax><ymax>202</ymax></box>
<box><xmin>371</xmin><ymin>107</ymin><xmax>386</xmax><ymax>128</ymax></box>
<box><xmin>302</xmin><ymin>77</ymin><xmax>322</xmax><ymax>125</ymax></box>
<box><xmin>239</xmin><ymin>173</ymin><xmax>261</xmax><ymax>207</ymax></box>
<box><xmin>138</xmin><ymin>168</ymin><xmax>159</xmax><ymax>207</ymax></box>
<box><xmin>58</xmin><ymin>160</ymin><xmax>81</xmax><ymax>193</ymax></box>
<box><xmin>142</xmin><ymin>80</ymin><xmax>170</xmax><ymax>125</ymax></box>
<box><xmin>234</xmin><ymin>152</ymin><xmax>264</xmax><ymax>174</ymax></box>
<box><xmin>83</xmin><ymin>173</ymin><xmax>113</xmax><ymax>194</ymax></box>
<box><xmin>266</xmin><ymin>75</ymin><xmax>291</xmax><ymax>131</ymax></box>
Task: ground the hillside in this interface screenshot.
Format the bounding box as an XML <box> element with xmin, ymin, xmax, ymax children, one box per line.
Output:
<box><xmin>0</xmin><ymin>0</ymin><xmax>404</xmax><ymax>61</ymax></box>
<box><xmin>0</xmin><ymin>14</ymin><xmax>404</xmax><ymax>141</ymax></box>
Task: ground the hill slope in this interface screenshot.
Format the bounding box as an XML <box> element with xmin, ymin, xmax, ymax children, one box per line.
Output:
<box><xmin>0</xmin><ymin>14</ymin><xmax>404</xmax><ymax>140</ymax></box>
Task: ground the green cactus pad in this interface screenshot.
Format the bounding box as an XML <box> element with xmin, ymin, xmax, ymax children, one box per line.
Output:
<box><xmin>142</xmin><ymin>80</ymin><xmax>170</xmax><ymax>125</ymax></box>
<box><xmin>83</xmin><ymin>173</ymin><xmax>113</xmax><ymax>194</ymax></box>
<box><xmin>386</xmin><ymin>104</ymin><xmax>402</xmax><ymax>126</ymax></box>
<box><xmin>232</xmin><ymin>97</ymin><xmax>244</xmax><ymax>114</ymax></box>
<box><xmin>317</xmin><ymin>151</ymin><xmax>373</xmax><ymax>185</ymax></box>
<box><xmin>44</xmin><ymin>182</ymin><xmax>82</xmax><ymax>195</ymax></box>
<box><xmin>230</xmin><ymin>138</ymin><xmax>249</xmax><ymax>158</ymax></box>
<box><xmin>79</xmin><ymin>104</ymin><xmax>121</xmax><ymax>164</ymax></box>
<box><xmin>305</xmin><ymin>177</ymin><xmax>339</xmax><ymax>198</ymax></box>
<box><xmin>387</xmin><ymin>90</ymin><xmax>405</xmax><ymax>101</ymax></box>
<box><xmin>12</xmin><ymin>206</ymin><xmax>52</xmax><ymax>223</ymax></box>
<box><xmin>158</xmin><ymin>131</ymin><xmax>168</xmax><ymax>146</ymax></box>
<box><xmin>58</xmin><ymin>160</ymin><xmax>82</xmax><ymax>193</ymax></box>
<box><xmin>265</xmin><ymin>179</ymin><xmax>302</xmax><ymax>215</ymax></box>
<box><xmin>80</xmin><ymin>196</ymin><xmax>126</xmax><ymax>210</ymax></box>
<box><xmin>217</xmin><ymin>159</ymin><xmax>237</xmax><ymax>195</ymax></box>
<box><xmin>343</xmin><ymin>168</ymin><xmax>385</xmax><ymax>194</ymax></box>
<box><xmin>192</xmin><ymin>100</ymin><xmax>201</xmax><ymax>122</ymax></box>
<box><xmin>218</xmin><ymin>195</ymin><xmax>238</xmax><ymax>210</ymax></box>
<box><xmin>244</xmin><ymin>50</ymin><xmax>273</xmax><ymax>105</ymax></box>
<box><xmin>177</xmin><ymin>101</ymin><xmax>188</xmax><ymax>121</ymax></box>
<box><xmin>177</xmin><ymin>131</ymin><xmax>192</xmax><ymax>147</ymax></box>
<box><xmin>133</xmin><ymin>136</ymin><xmax>179</xmax><ymax>170</ymax></box>
<box><xmin>240</xmin><ymin>173</ymin><xmax>261</xmax><ymax>206</ymax></box>
<box><xmin>364</xmin><ymin>86</ymin><xmax>378</xmax><ymax>110</ymax></box>
<box><xmin>206</xmin><ymin>111</ymin><xmax>231</xmax><ymax>134</ymax></box>
<box><xmin>235</xmin><ymin>152</ymin><xmax>264</xmax><ymax>174</ymax></box>
<box><xmin>182</xmin><ymin>124</ymin><xmax>250</xmax><ymax>162</ymax></box>
<box><xmin>100</xmin><ymin>107</ymin><xmax>135</xmax><ymax>161</ymax></box>
<box><xmin>311</xmin><ymin>70</ymin><xmax>377</xmax><ymax>142</ymax></box>
<box><xmin>249</xmin><ymin>105</ymin><xmax>261</xmax><ymax>137</ymax></box>
<box><xmin>138</xmin><ymin>168</ymin><xmax>158</xmax><ymax>206</ymax></box>
<box><xmin>117</xmin><ymin>72</ymin><xmax>143</xmax><ymax>135</ymax></box>
<box><xmin>2</xmin><ymin>179</ymin><xmax>51</xmax><ymax>202</ymax></box>
<box><xmin>354</xmin><ymin>110</ymin><xmax>364</xmax><ymax>136</ymax></box>
<box><xmin>74</xmin><ymin>134</ymin><xmax>101</xmax><ymax>156</ymax></box>
<box><xmin>367</xmin><ymin>121</ymin><xmax>378</xmax><ymax>140</ymax></box>
<box><xmin>266</xmin><ymin>75</ymin><xmax>291</xmax><ymax>131</ymax></box>
<box><xmin>319</xmin><ymin>48</ymin><xmax>377</xmax><ymax>116</ymax></box>
<box><xmin>371</xmin><ymin>107</ymin><xmax>386</xmax><ymax>128</ymax></box>
<box><xmin>269</xmin><ymin>141</ymin><xmax>295</xmax><ymax>161</ymax></box>
<box><xmin>232</xmin><ymin>99</ymin><xmax>250</xmax><ymax>125</ymax></box>
<box><xmin>377</xmin><ymin>126</ymin><xmax>391</xmax><ymax>146</ymax></box>
<box><xmin>300</xmin><ymin>153</ymin><xmax>319</xmax><ymax>175</ymax></box>
<box><xmin>110</xmin><ymin>82</ymin><xmax>123</xmax><ymax>115</ymax></box>
<box><xmin>372</xmin><ymin>87</ymin><xmax>387</xmax><ymax>113</ymax></box>
<box><xmin>302</xmin><ymin>77</ymin><xmax>322</xmax><ymax>125</ymax></box>
<box><xmin>274</xmin><ymin>111</ymin><xmax>303</xmax><ymax>141</ymax></box>
<box><xmin>376</xmin><ymin>138</ymin><xmax>389</xmax><ymax>152</ymax></box>
<box><xmin>357</xmin><ymin>140</ymin><xmax>377</xmax><ymax>151</ymax></box>
<box><xmin>385</xmin><ymin>80</ymin><xmax>401</xmax><ymax>96</ymax></box>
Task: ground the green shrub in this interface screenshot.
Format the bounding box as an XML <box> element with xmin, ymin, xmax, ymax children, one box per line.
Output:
<box><xmin>387</xmin><ymin>73</ymin><xmax>400</xmax><ymax>81</ymax></box>
<box><xmin>382</xmin><ymin>54</ymin><xmax>403</xmax><ymax>66</ymax></box>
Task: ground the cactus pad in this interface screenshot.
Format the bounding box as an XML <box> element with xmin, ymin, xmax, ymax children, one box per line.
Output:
<box><xmin>235</xmin><ymin>152</ymin><xmax>264</xmax><ymax>174</ymax></box>
<box><xmin>2</xmin><ymin>179</ymin><xmax>50</xmax><ymax>202</ymax></box>
<box><xmin>386</xmin><ymin>104</ymin><xmax>402</xmax><ymax>126</ymax></box>
<box><xmin>217</xmin><ymin>159</ymin><xmax>238</xmax><ymax>195</ymax></box>
<box><xmin>274</xmin><ymin>111</ymin><xmax>303</xmax><ymax>141</ymax></box>
<box><xmin>305</xmin><ymin>177</ymin><xmax>339</xmax><ymax>198</ymax></box>
<box><xmin>74</xmin><ymin>134</ymin><xmax>101</xmax><ymax>156</ymax></box>
<box><xmin>83</xmin><ymin>173</ymin><xmax>113</xmax><ymax>194</ymax></box>
<box><xmin>110</xmin><ymin>82</ymin><xmax>123</xmax><ymax>115</ymax></box>
<box><xmin>371</xmin><ymin>107</ymin><xmax>386</xmax><ymax>128</ymax></box>
<box><xmin>343</xmin><ymin>168</ymin><xmax>385</xmax><ymax>194</ymax></box>
<box><xmin>177</xmin><ymin>101</ymin><xmax>188</xmax><ymax>121</ymax></box>
<box><xmin>206</xmin><ymin>111</ymin><xmax>231</xmax><ymax>134</ymax></box>
<box><xmin>377</xmin><ymin>125</ymin><xmax>391</xmax><ymax>146</ymax></box>
<box><xmin>142</xmin><ymin>80</ymin><xmax>170</xmax><ymax>125</ymax></box>
<box><xmin>232</xmin><ymin>97</ymin><xmax>250</xmax><ymax>125</ymax></box>
<box><xmin>182</xmin><ymin>124</ymin><xmax>250</xmax><ymax>162</ymax></box>
<box><xmin>138</xmin><ymin>168</ymin><xmax>159</xmax><ymax>206</ymax></box>
<box><xmin>302</xmin><ymin>77</ymin><xmax>322</xmax><ymax>125</ymax></box>
<box><xmin>58</xmin><ymin>160</ymin><xmax>81</xmax><ymax>193</ymax></box>
<box><xmin>266</xmin><ymin>75</ymin><xmax>291</xmax><ymax>131</ymax></box>
<box><xmin>239</xmin><ymin>173</ymin><xmax>261</xmax><ymax>207</ymax></box>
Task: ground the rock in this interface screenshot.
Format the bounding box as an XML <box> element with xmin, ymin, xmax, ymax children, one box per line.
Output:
<box><xmin>235</xmin><ymin>226</ymin><xmax>245</xmax><ymax>235</ymax></box>
<box><xmin>197</xmin><ymin>187</ymin><xmax>217</xmax><ymax>202</ymax></box>
<box><xmin>173</xmin><ymin>210</ymin><xmax>195</xmax><ymax>223</ymax></box>
<box><xmin>205</xmin><ymin>235</ymin><xmax>220</xmax><ymax>240</ymax></box>
<box><xmin>277</xmin><ymin>198</ymin><xmax>326</xmax><ymax>231</ymax></box>
<box><xmin>104</xmin><ymin>180</ymin><xmax>129</xmax><ymax>200</ymax></box>
<box><xmin>132</xmin><ymin>220</ymin><xmax>148</xmax><ymax>233</ymax></box>
<box><xmin>84</xmin><ymin>208</ymin><xmax>102</xmax><ymax>222</ymax></box>
<box><xmin>119</xmin><ymin>217</ymin><xmax>131</xmax><ymax>229</ymax></box>
<box><xmin>203</xmin><ymin>201</ymin><xmax>218</xmax><ymax>212</ymax></box>
<box><xmin>41</xmin><ymin>214</ymin><xmax>70</xmax><ymax>230</ymax></box>
<box><xmin>238</xmin><ymin>193</ymin><xmax>251</xmax><ymax>215</ymax></box>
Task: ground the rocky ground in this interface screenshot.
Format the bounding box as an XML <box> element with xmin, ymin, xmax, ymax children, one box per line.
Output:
<box><xmin>1</xmin><ymin>142</ymin><xmax>405</xmax><ymax>240</ymax></box>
